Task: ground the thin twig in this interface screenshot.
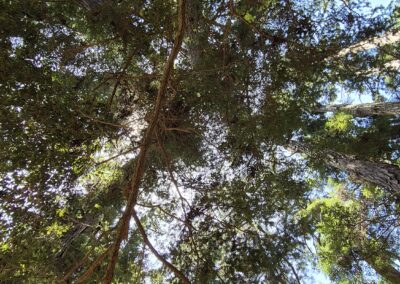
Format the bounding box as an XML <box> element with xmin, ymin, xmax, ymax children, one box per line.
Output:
<box><xmin>156</xmin><ymin>129</ymin><xmax>191</xmax><ymax>210</ymax></box>
<box><xmin>137</xmin><ymin>202</ymin><xmax>194</xmax><ymax>230</ymax></box>
<box><xmin>285</xmin><ymin>259</ymin><xmax>301</xmax><ymax>284</ymax></box>
<box><xmin>95</xmin><ymin>146</ymin><xmax>140</xmax><ymax>166</ymax></box>
<box><xmin>108</xmin><ymin>48</ymin><xmax>136</xmax><ymax>107</ymax></box>
<box><xmin>76</xmin><ymin>109</ymin><xmax>128</xmax><ymax>128</ymax></box>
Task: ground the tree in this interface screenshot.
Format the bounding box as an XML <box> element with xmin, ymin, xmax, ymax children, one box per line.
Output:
<box><xmin>302</xmin><ymin>180</ymin><xmax>400</xmax><ymax>283</ymax></box>
<box><xmin>1</xmin><ymin>0</ymin><xmax>400</xmax><ymax>283</ymax></box>
<box><xmin>290</xmin><ymin>142</ymin><xmax>400</xmax><ymax>192</ymax></box>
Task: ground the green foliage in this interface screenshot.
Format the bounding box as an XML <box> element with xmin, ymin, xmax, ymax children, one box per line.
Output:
<box><xmin>1</xmin><ymin>0</ymin><xmax>399</xmax><ymax>283</ymax></box>
<box><xmin>302</xmin><ymin>180</ymin><xmax>400</xmax><ymax>283</ymax></box>
<box><xmin>325</xmin><ymin>112</ymin><xmax>353</xmax><ymax>134</ymax></box>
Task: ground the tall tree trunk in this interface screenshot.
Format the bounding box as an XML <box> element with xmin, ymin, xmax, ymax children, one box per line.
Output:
<box><xmin>185</xmin><ymin>0</ymin><xmax>203</xmax><ymax>67</ymax></box>
<box><xmin>361</xmin><ymin>252</ymin><xmax>400</xmax><ymax>284</ymax></box>
<box><xmin>289</xmin><ymin>143</ymin><xmax>400</xmax><ymax>192</ymax></box>
<box><xmin>334</xmin><ymin>30</ymin><xmax>400</xmax><ymax>58</ymax></box>
<box><xmin>315</xmin><ymin>101</ymin><xmax>400</xmax><ymax>117</ymax></box>
<box><xmin>324</xmin><ymin>150</ymin><xmax>400</xmax><ymax>192</ymax></box>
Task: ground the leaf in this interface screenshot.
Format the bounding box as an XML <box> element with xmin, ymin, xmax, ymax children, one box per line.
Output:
<box><xmin>56</xmin><ymin>207</ymin><xmax>67</xmax><ymax>217</ymax></box>
<box><xmin>244</xmin><ymin>12</ymin><xmax>256</xmax><ymax>23</ymax></box>
<box><xmin>1</xmin><ymin>243</ymin><xmax>10</xmax><ymax>252</ymax></box>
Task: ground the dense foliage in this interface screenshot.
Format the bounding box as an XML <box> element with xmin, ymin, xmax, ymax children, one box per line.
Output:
<box><xmin>1</xmin><ymin>0</ymin><xmax>400</xmax><ymax>283</ymax></box>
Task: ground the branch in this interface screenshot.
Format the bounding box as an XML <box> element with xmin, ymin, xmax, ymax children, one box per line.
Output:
<box><xmin>94</xmin><ymin>146</ymin><xmax>140</xmax><ymax>166</ymax></box>
<box><xmin>132</xmin><ymin>209</ymin><xmax>190</xmax><ymax>284</ymax></box>
<box><xmin>102</xmin><ymin>1</ymin><xmax>187</xmax><ymax>283</ymax></box>
<box><xmin>108</xmin><ymin>49</ymin><xmax>136</xmax><ymax>107</ymax></box>
<box><xmin>76</xmin><ymin>109</ymin><xmax>128</xmax><ymax>129</ymax></box>
<box><xmin>335</xmin><ymin>29</ymin><xmax>400</xmax><ymax>58</ymax></box>
<box><xmin>164</xmin><ymin>127</ymin><xmax>197</xmax><ymax>133</ymax></box>
<box><xmin>59</xmin><ymin>248</ymin><xmax>93</xmax><ymax>283</ymax></box>
<box><xmin>75</xmin><ymin>245</ymin><xmax>112</xmax><ymax>284</ymax></box>
<box><xmin>228</xmin><ymin>0</ymin><xmax>286</xmax><ymax>44</ymax></box>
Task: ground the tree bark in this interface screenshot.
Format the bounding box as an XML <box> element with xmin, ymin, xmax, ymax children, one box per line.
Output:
<box><xmin>324</xmin><ymin>150</ymin><xmax>400</xmax><ymax>192</ymax></box>
<box><xmin>333</xmin><ymin>30</ymin><xmax>400</xmax><ymax>58</ymax></box>
<box><xmin>289</xmin><ymin>142</ymin><xmax>400</xmax><ymax>192</ymax></box>
<box><xmin>315</xmin><ymin>101</ymin><xmax>400</xmax><ymax>117</ymax></box>
<box><xmin>185</xmin><ymin>0</ymin><xmax>203</xmax><ymax>67</ymax></box>
<box><xmin>361</xmin><ymin>252</ymin><xmax>400</xmax><ymax>284</ymax></box>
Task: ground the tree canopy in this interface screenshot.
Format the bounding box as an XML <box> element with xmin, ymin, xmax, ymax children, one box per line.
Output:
<box><xmin>1</xmin><ymin>0</ymin><xmax>400</xmax><ymax>283</ymax></box>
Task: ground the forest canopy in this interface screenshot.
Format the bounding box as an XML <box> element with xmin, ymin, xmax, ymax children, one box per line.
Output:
<box><xmin>1</xmin><ymin>0</ymin><xmax>400</xmax><ymax>283</ymax></box>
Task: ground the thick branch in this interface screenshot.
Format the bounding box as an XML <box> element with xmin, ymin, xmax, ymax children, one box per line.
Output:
<box><xmin>59</xmin><ymin>248</ymin><xmax>93</xmax><ymax>283</ymax></box>
<box><xmin>102</xmin><ymin>1</ymin><xmax>186</xmax><ymax>283</ymax></box>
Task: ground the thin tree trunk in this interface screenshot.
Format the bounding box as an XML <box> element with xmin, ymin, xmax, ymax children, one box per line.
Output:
<box><xmin>315</xmin><ymin>101</ymin><xmax>400</xmax><ymax>117</ymax></box>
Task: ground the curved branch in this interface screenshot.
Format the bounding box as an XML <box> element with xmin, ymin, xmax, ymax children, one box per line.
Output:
<box><xmin>132</xmin><ymin>209</ymin><xmax>190</xmax><ymax>284</ymax></box>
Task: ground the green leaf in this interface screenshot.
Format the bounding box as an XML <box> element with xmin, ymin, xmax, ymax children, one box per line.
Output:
<box><xmin>244</xmin><ymin>12</ymin><xmax>256</xmax><ymax>23</ymax></box>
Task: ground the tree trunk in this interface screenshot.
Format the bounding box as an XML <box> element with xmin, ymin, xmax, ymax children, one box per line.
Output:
<box><xmin>315</xmin><ymin>101</ymin><xmax>400</xmax><ymax>117</ymax></box>
<box><xmin>289</xmin><ymin>142</ymin><xmax>400</xmax><ymax>192</ymax></box>
<box><xmin>361</xmin><ymin>252</ymin><xmax>400</xmax><ymax>284</ymax></box>
<box><xmin>324</xmin><ymin>150</ymin><xmax>400</xmax><ymax>192</ymax></box>
<box><xmin>334</xmin><ymin>30</ymin><xmax>400</xmax><ymax>58</ymax></box>
<box><xmin>185</xmin><ymin>0</ymin><xmax>203</xmax><ymax>67</ymax></box>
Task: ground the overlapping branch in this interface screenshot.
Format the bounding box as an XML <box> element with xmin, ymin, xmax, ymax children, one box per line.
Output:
<box><xmin>102</xmin><ymin>0</ymin><xmax>188</xmax><ymax>282</ymax></box>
